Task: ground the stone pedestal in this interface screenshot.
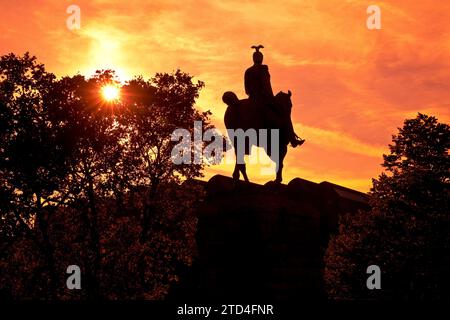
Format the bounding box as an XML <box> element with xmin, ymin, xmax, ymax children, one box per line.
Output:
<box><xmin>171</xmin><ymin>175</ymin><xmax>369</xmax><ymax>301</ymax></box>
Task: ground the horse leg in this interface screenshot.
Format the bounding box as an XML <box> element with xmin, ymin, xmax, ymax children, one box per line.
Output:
<box><xmin>233</xmin><ymin>146</ymin><xmax>243</xmax><ymax>181</ymax></box>
<box><xmin>232</xmin><ymin>163</ymin><xmax>240</xmax><ymax>180</ymax></box>
<box><xmin>235</xmin><ymin>149</ymin><xmax>249</xmax><ymax>182</ymax></box>
<box><xmin>239</xmin><ymin>163</ymin><xmax>249</xmax><ymax>182</ymax></box>
<box><xmin>240</xmin><ymin>142</ymin><xmax>250</xmax><ymax>182</ymax></box>
<box><xmin>275</xmin><ymin>144</ymin><xmax>287</xmax><ymax>184</ymax></box>
<box><xmin>275</xmin><ymin>162</ymin><xmax>283</xmax><ymax>184</ymax></box>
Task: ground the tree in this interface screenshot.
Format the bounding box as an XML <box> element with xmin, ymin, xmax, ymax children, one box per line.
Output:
<box><xmin>0</xmin><ymin>52</ymin><xmax>67</xmax><ymax>299</ymax></box>
<box><xmin>324</xmin><ymin>113</ymin><xmax>450</xmax><ymax>300</ymax></box>
<box><xmin>0</xmin><ymin>53</ymin><xmax>217</xmax><ymax>300</ymax></box>
<box><xmin>118</xmin><ymin>71</ymin><xmax>214</xmax><ymax>241</ymax></box>
<box><xmin>48</xmin><ymin>70</ymin><xmax>128</xmax><ymax>298</ymax></box>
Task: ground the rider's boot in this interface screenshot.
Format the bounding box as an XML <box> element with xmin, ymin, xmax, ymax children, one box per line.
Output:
<box><xmin>290</xmin><ymin>133</ymin><xmax>305</xmax><ymax>148</ymax></box>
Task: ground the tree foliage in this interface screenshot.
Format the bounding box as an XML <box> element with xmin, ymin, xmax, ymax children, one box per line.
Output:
<box><xmin>0</xmin><ymin>53</ymin><xmax>214</xmax><ymax>299</ymax></box>
<box><xmin>325</xmin><ymin>113</ymin><xmax>450</xmax><ymax>300</ymax></box>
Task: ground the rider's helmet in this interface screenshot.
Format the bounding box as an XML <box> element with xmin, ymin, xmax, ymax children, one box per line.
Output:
<box><xmin>253</xmin><ymin>51</ymin><xmax>263</xmax><ymax>64</ymax></box>
<box><xmin>251</xmin><ymin>45</ymin><xmax>264</xmax><ymax>64</ymax></box>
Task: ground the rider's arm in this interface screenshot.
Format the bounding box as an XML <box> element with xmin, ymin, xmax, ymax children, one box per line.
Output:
<box><xmin>244</xmin><ymin>69</ymin><xmax>251</xmax><ymax>96</ymax></box>
<box><xmin>262</xmin><ymin>65</ymin><xmax>274</xmax><ymax>98</ymax></box>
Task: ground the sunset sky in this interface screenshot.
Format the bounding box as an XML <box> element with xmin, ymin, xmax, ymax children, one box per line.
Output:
<box><xmin>1</xmin><ymin>0</ymin><xmax>449</xmax><ymax>191</ymax></box>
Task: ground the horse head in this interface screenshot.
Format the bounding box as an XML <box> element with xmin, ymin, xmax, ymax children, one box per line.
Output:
<box><xmin>275</xmin><ymin>90</ymin><xmax>293</xmax><ymax>114</ymax></box>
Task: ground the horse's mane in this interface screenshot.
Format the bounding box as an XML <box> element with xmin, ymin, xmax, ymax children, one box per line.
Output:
<box><xmin>275</xmin><ymin>91</ymin><xmax>288</xmax><ymax>98</ymax></box>
<box><xmin>274</xmin><ymin>91</ymin><xmax>292</xmax><ymax>114</ymax></box>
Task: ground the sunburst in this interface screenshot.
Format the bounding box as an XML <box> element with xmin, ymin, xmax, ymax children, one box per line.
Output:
<box><xmin>101</xmin><ymin>84</ymin><xmax>120</xmax><ymax>101</ymax></box>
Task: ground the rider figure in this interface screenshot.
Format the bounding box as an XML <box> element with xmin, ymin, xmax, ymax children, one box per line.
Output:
<box><xmin>244</xmin><ymin>45</ymin><xmax>305</xmax><ymax>147</ymax></box>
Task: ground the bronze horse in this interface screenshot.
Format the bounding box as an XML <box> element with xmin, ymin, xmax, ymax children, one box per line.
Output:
<box><xmin>222</xmin><ymin>91</ymin><xmax>293</xmax><ymax>183</ymax></box>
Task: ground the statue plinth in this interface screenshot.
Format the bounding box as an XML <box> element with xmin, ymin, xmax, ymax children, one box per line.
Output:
<box><xmin>171</xmin><ymin>175</ymin><xmax>369</xmax><ymax>301</ymax></box>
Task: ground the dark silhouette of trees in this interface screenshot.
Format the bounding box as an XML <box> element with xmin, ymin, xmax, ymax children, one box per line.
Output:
<box><xmin>47</xmin><ymin>70</ymin><xmax>129</xmax><ymax>298</ymax></box>
<box><xmin>325</xmin><ymin>113</ymin><xmax>450</xmax><ymax>300</ymax></box>
<box><xmin>118</xmin><ymin>72</ymin><xmax>213</xmax><ymax>241</ymax></box>
<box><xmin>0</xmin><ymin>52</ymin><xmax>68</xmax><ymax>298</ymax></box>
<box><xmin>0</xmin><ymin>53</ymin><xmax>215</xmax><ymax>299</ymax></box>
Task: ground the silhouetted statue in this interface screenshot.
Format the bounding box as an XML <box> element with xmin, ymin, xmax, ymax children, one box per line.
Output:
<box><xmin>223</xmin><ymin>90</ymin><xmax>294</xmax><ymax>183</ymax></box>
<box><xmin>244</xmin><ymin>45</ymin><xmax>305</xmax><ymax>148</ymax></box>
<box><xmin>222</xmin><ymin>46</ymin><xmax>305</xmax><ymax>183</ymax></box>
<box><xmin>244</xmin><ymin>45</ymin><xmax>274</xmax><ymax>107</ymax></box>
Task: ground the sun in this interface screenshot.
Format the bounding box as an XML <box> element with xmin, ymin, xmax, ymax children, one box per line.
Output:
<box><xmin>101</xmin><ymin>84</ymin><xmax>120</xmax><ymax>101</ymax></box>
